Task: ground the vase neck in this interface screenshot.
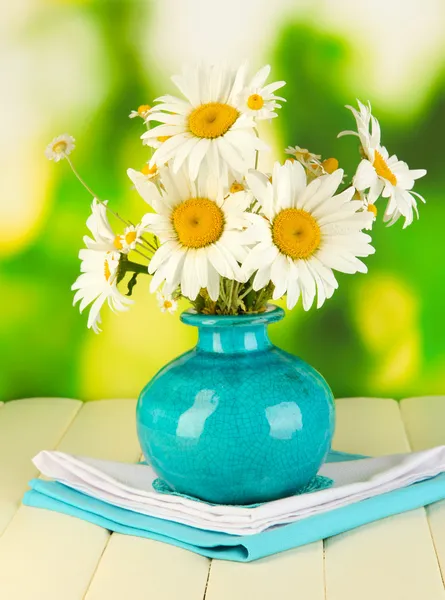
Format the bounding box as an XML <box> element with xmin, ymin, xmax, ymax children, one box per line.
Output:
<box><xmin>180</xmin><ymin>306</ymin><xmax>285</xmax><ymax>355</ymax></box>
<box><xmin>197</xmin><ymin>323</ymin><xmax>272</xmax><ymax>354</ymax></box>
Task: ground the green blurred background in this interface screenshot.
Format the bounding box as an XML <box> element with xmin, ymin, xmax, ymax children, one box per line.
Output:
<box><xmin>1</xmin><ymin>0</ymin><xmax>444</xmax><ymax>402</ymax></box>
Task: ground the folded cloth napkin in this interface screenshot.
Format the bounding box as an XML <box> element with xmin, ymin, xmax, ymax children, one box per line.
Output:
<box><xmin>26</xmin><ymin>447</ymin><xmax>445</xmax><ymax>538</ymax></box>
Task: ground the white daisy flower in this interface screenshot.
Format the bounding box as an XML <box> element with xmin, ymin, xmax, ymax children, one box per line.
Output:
<box><xmin>83</xmin><ymin>199</ymin><xmax>117</xmax><ymax>252</ymax></box>
<box><xmin>356</xmin><ymin>190</ymin><xmax>377</xmax><ymax>230</ymax></box>
<box><xmin>114</xmin><ymin>223</ymin><xmax>146</xmax><ymax>253</ymax></box>
<box><xmin>142</xmin><ymin>64</ymin><xmax>270</xmax><ymax>182</ymax></box>
<box><xmin>45</xmin><ymin>134</ymin><xmax>75</xmax><ymax>162</ymax></box>
<box><xmin>285</xmin><ymin>146</ymin><xmax>339</xmax><ymax>179</ymax></box>
<box><xmin>243</xmin><ymin>161</ymin><xmax>375</xmax><ymax>311</ymax></box>
<box><xmin>339</xmin><ymin>101</ymin><xmax>427</xmax><ymax>228</ymax></box>
<box><xmin>72</xmin><ymin>250</ymin><xmax>132</xmax><ymax>333</ymax></box>
<box><xmin>157</xmin><ymin>290</ymin><xmax>178</xmax><ymax>314</ymax></box>
<box><xmin>129</xmin><ymin>104</ymin><xmax>151</xmax><ymax>119</ymax></box>
<box><xmin>84</xmin><ymin>199</ymin><xmax>143</xmax><ymax>256</ymax></box>
<box><xmin>128</xmin><ymin>165</ymin><xmax>254</xmax><ymax>301</ymax></box>
<box><xmin>239</xmin><ymin>65</ymin><xmax>286</xmax><ymax>120</ymax></box>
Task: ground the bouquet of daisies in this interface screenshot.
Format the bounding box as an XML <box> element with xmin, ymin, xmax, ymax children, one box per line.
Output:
<box><xmin>46</xmin><ymin>64</ymin><xmax>426</xmax><ymax>333</ymax></box>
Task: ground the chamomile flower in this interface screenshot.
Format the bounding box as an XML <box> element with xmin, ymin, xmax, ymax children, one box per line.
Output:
<box><xmin>84</xmin><ymin>199</ymin><xmax>143</xmax><ymax>255</ymax></box>
<box><xmin>129</xmin><ymin>104</ymin><xmax>151</xmax><ymax>119</ymax></box>
<box><xmin>357</xmin><ymin>191</ymin><xmax>377</xmax><ymax>230</ymax></box>
<box><xmin>128</xmin><ymin>165</ymin><xmax>255</xmax><ymax>301</ymax></box>
<box><xmin>72</xmin><ymin>250</ymin><xmax>132</xmax><ymax>333</ymax></box>
<box><xmin>45</xmin><ymin>134</ymin><xmax>75</xmax><ymax>162</ymax></box>
<box><xmin>157</xmin><ymin>290</ymin><xmax>178</xmax><ymax>314</ymax></box>
<box><xmin>243</xmin><ymin>161</ymin><xmax>375</xmax><ymax>310</ymax></box>
<box><xmin>339</xmin><ymin>101</ymin><xmax>426</xmax><ymax>228</ymax></box>
<box><xmin>142</xmin><ymin>64</ymin><xmax>270</xmax><ymax>182</ymax></box>
<box><xmin>83</xmin><ymin>199</ymin><xmax>117</xmax><ymax>252</ymax></box>
<box><xmin>239</xmin><ymin>65</ymin><xmax>286</xmax><ymax>120</ymax></box>
<box><xmin>285</xmin><ymin>146</ymin><xmax>339</xmax><ymax>180</ymax></box>
<box><xmin>114</xmin><ymin>224</ymin><xmax>146</xmax><ymax>253</ymax></box>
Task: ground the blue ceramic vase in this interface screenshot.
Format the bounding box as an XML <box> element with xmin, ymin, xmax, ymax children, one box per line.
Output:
<box><xmin>136</xmin><ymin>305</ymin><xmax>335</xmax><ymax>505</ymax></box>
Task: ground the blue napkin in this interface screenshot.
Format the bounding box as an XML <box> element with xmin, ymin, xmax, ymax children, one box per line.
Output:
<box><xmin>23</xmin><ymin>451</ymin><xmax>445</xmax><ymax>562</ymax></box>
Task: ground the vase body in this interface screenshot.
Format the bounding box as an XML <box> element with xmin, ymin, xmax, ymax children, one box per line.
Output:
<box><xmin>136</xmin><ymin>306</ymin><xmax>335</xmax><ymax>505</ymax></box>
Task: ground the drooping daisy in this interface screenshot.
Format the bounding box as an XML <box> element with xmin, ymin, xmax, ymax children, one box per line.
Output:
<box><xmin>243</xmin><ymin>161</ymin><xmax>375</xmax><ymax>310</ymax></box>
<box><xmin>239</xmin><ymin>65</ymin><xmax>286</xmax><ymax>120</ymax></box>
<box><xmin>128</xmin><ymin>165</ymin><xmax>254</xmax><ymax>301</ymax></box>
<box><xmin>157</xmin><ymin>290</ymin><xmax>178</xmax><ymax>314</ymax></box>
<box><xmin>72</xmin><ymin>249</ymin><xmax>132</xmax><ymax>333</ymax></box>
<box><xmin>83</xmin><ymin>199</ymin><xmax>117</xmax><ymax>252</ymax></box>
<box><xmin>355</xmin><ymin>190</ymin><xmax>377</xmax><ymax>230</ymax></box>
<box><xmin>285</xmin><ymin>146</ymin><xmax>339</xmax><ymax>180</ymax></box>
<box><xmin>339</xmin><ymin>101</ymin><xmax>426</xmax><ymax>228</ymax></box>
<box><xmin>84</xmin><ymin>199</ymin><xmax>145</xmax><ymax>255</ymax></box>
<box><xmin>129</xmin><ymin>104</ymin><xmax>151</xmax><ymax>119</ymax></box>
<box><xmin>45</xmin><ymin>134</ymin><xmax>75</xmax><ymax>162</ymax></box>
<box><xmin>141</xmin><ymin>64</ymin><xmax>271</xmax><ymax>182</ymax></box>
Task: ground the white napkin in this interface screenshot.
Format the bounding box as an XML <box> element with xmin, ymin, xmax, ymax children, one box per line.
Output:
<box><xmin>32</xmin><ymin>447</ymin><xmax>445</xmax><ymax>536</ymax></box>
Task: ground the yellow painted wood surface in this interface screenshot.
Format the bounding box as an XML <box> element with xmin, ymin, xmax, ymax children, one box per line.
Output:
<box><xmin>0</xmin><ymin>396</ymin><xmax>443</xmax><ymax>599</ymax></box>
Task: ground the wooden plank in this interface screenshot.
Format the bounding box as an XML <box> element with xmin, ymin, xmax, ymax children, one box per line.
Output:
<box><xmin>85</xmin><ymin>535</ymin><xmax>210</xmax><ymax>600</ymax></box>
<box><xmin>56</xmin><ymin>398</ymin><xmax>141</xmax><ymax>461</ymax></box>
<box><xmin>205</xmin><ymin>543</ymin><xmax>325</xmax><ymax>600</ymax></box>
<box><xmin>400</xmin><ymin>396</ymin><xmax>445</xmax><ymax>451</ymax></box>
<box><xmin>324</xmin><ymin>397</ymin><xmax>445</xmax><ymax>600</ymax></box>
<box><xmin>333</xmin><ymin>396</ymin><xmax>411</xmax><ymax>455</ymax></box>
<box><xmin>205</xmin><ymin>397</ymin><xmax>413</xmax><ymax>600</ymax></box>
<box><xmin>400</xmin><ymin>396</ymin><xmax>445</xmax><ymax>584</ymax></box>
<box><xmin>0</xmin><ymin>399</ymin><xmax>141</xmax><ymax>600</ymax></box>
<box><xmin>0</xmin><ymin>397</ymin><xmax>81</xmax><ymax>535</ymax></box>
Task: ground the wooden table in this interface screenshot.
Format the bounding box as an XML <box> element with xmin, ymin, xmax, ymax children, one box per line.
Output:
<box><xmin>0</xmin><ymin>396</ymin><xmax>444</xmax><ymax>599</ymax></box>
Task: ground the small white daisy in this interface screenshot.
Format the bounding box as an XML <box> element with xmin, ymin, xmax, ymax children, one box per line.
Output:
<box><xmin>142</xmin><ymin>64</ymin><xmax>271</xmax><ymax>182</ymax></box>
<box><xmin>239</xmin><ymin>65</ymin><xmax>286</xmax><ymax>120</ymax></box>
<box><xmin>72</xmin><ymin>249</ymin><xmax>132</xmax><ymax>333</ymax></box>
<box><xmin>339</xmin><ymin>100</ymin><xmax>427</xmax><ymax>228</ymax></box>
<box><xmin>285</xmin><ymin>146</ymin><xmax>339</xmax><ymax>180</ymax></box>
<box><xmin>83</xmin><ymin>199</ymin><xmax>117</xmax><ymax>252</ymax></box>
<box><xmin>243</xmin><ymin>161</ymin><xmax>375</xmax><ymax>310</ymax></box>
<box><xmin>157</xmin><ymin>290</ymin><xmax>178</xmax><ymax>314</ymax></box>
<box><xmin>356</xmin><ymin>190</ymin><xmax>377</xmax><ymax>230</ymax></box>
<box><xmin>114</xmin><ymin>224</ymin><xmax>146</xmax><ymax>253</ymax></box>
<box><xmin>45</xmin><ymin>134</ymin><xmax>75</xmax><ymax>162</ymax></box>
<box><xmin>129</xmin><ymin>104</ymin><xmax>151</xmax><ymax>119</ymax></box>
<box><xmin>84</xmin><ymin>199</ymin><xmax>144</xmax><ymax>255</ymax></box>
<box><xmin>128</xmin><ymin>165</ymin><xmax>255</xmax><ymax>301</ymax></box>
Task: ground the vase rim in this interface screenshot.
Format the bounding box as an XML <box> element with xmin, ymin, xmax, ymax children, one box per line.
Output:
<box><xmin>180</xmin><ymin>304</ymin><xmax>285</xmax><ymax>328</ymax></box>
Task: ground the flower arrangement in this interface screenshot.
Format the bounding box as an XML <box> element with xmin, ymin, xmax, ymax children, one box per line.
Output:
<box><xmin>45</xmin><ymin>65</ymin><xmax>426</xmax><ymax>333</ymax></box>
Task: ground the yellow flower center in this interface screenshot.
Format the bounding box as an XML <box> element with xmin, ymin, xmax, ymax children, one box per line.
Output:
<box><xmin>104</xmin><ymin>260</ymin><xmax>112</xmax><ymax>282</ymax></box>
<box><xmin>141</xmin><ymin>164</ymin><xmax>157</xmax><ymax>176</ymax></box>
<box><xmin>164</xmin><ymin>300</ymin><xmax>173</xmax><ymax>309</ymax></box>
<box><xmin>247</xmin><ymin>94</ymin><xmax>264</xmax><ymax>110</ymax></box>
<box><xmin>113</xmin><ymin>236</ymin><xmax>123</xmax><ymax>250</ymax></box>
<box><xmin>272</xmin><ymin>208</ymin><xmax>321</xmax><ymax>260</ymax></box>
<box><xmin>125</xmin><ymin>231</ymin><xmax>137</xmax><ymax>245</ymax></box>
<box><xmin>367</xmin><ymin>203</ymin><xmax>378</xmax><ymax>217</ymax></box>
<box><xmin>373</xmin><ymin>150</ymin><xmax>397</xmax><ymax>186</ymax></box>
<box><xmin>188</xmin><ymin>103</ymin><xmax>239</xmax><ymax>139</ymax></box>
<box><xmin>138</xmin><ymin>104</ymin><xmax>151</xmax><ymax>115</ymax></box>
<box><xmin>157</xmin><ymin>136</ymin><xmax>171</xmax><ymax>143</ymax></box>
<box><xmin>322</xmin><ymin>157</ymin><xmax>339</xmax><ymax>174</ymax></box>
<box><xmin>172</xmin><ymin>197</ymin><xmax>225</xmax><ymax>248</ymax></box>
<box><xmin>230</xmin><ymin>182</ymin><xmax>244</xmax><ymax>193</ymax></box>
<box><xmin>52</xmin><ymin>141</ymin><xmax>67</xmax><ymax>153</ymax></box>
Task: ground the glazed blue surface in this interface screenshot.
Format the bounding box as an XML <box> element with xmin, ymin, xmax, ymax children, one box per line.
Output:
<box><xmin>136</xmin><ymin>306</ymin><xmax>335</xmax><ymax>505</ymax></box>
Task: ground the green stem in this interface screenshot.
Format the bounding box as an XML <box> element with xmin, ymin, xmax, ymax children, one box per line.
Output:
<box><xmin>66</xmin><ymin>157</ymin><xmax>130</xmax><ymax>227</ymax></box>
<box><xmin>124</xmin><ymin>260</ymin><xmax>149</xmax><ymax>275</ymax></box>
